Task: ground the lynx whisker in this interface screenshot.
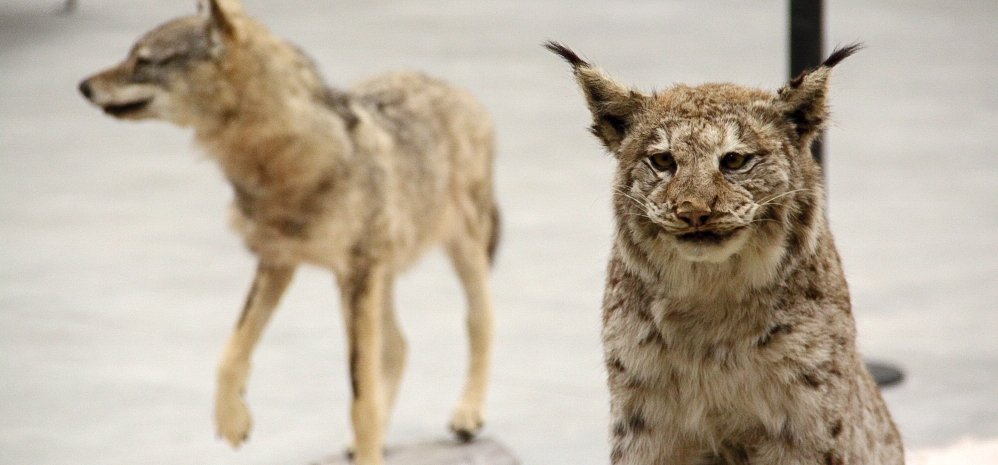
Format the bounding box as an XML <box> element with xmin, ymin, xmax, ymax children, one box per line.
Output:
<box><xmin>757</xmin><ymin>189</ymin><xmax>811</xmax><ymax>207</ymax></box>
<box><xmin>614</xmin><ymin>188</ymin><xmax>652</xmax><ymax>210</ymax></box>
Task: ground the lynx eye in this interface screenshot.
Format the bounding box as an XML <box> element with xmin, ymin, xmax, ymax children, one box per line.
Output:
<box><xmin>646</xmin><ymin>151</ymin><xmax>676</xmax><ymax>174</ymax></box>
<box><xmin>721</xmin><ymin>152</ymin><xmax>752</xmax><ymax>171</ymax></box>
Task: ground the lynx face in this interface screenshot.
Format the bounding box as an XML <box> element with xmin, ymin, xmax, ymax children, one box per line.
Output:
<box><xmin>615</xmin><ymin>86</ymin><xmax>795</xmax><ymax>262</ymax></box>
<box><xmin>548</xmin><ymin>42</ymin><xmax>857</xmax><ymax>263</ymax></box>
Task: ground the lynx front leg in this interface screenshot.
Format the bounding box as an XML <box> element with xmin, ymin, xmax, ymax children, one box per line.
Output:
<box><xmin>749</xmin><ymin>441</ymin><xmax>824</xmax><ymax>465</ymax></box>
<box><xmin>215</xmin><ymin>263</ymin><xmax>296</xmax><ymax>447</ymax></box>
<box><xmin>605</xmin><ymin>371</ymin><xmax>708</xmax><ymax>465</ymax></box>
<box><xmin>340</xmin><ymin>265</ymin><xmax>388</xmax><ymax>465</ymax></box>
<box><xmin>446</xmin><ymin>238</ymin><xmax>495</xmax><ymax>441</ymax></box>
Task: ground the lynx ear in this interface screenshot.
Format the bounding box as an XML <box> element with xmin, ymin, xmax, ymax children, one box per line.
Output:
<box><xmin>777</xmin><ymin>43</ymin><xmax>862</xmax><ymax>144</ymax></box>
<box><xmin>545</xmin><ymin>41</ymin><xmax>648</xmax><ymax>152</ymax></box>
<box><xmin>204</xmin><ymin>0</ymin><xmax>247</xmax><ymax>43</ymax></box>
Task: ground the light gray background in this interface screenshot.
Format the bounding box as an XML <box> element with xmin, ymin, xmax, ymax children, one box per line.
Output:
<box><xmin>2</xmin><ymin>1</ymin><xmax>996</xmax><ymax>464</ymax></box>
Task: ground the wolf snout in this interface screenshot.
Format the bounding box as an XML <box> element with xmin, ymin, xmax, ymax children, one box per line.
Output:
<box><xmin>78</xmin><ymin>79</ymin><xmax>94</xmax><ymax>100</ymax></box>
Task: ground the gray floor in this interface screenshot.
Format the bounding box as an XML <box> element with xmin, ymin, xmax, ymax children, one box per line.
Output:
<box><xmin>1</xmin><ymin>1</ymin><xmax>996</xmax><ymax>464</ymax></box>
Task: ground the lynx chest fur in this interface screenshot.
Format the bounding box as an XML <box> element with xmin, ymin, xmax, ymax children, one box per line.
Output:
<box><xmin>548</xmin><ymin>42</ymin><xmax>903</xmax><ymax>464</ymax></box>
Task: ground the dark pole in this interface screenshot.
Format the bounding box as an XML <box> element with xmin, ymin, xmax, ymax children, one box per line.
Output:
<box><xmin>789</xmin><ymin>0</ymin><xmax>824</xmax><ymax>165</ymax></box>
<box><xmin>788</xmin><ymin>0</ymin><xmax>904</xmax><ymax>388</ymax></box>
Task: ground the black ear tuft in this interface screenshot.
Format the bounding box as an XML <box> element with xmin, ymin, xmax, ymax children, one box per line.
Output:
<box><xmin>822</xmin><ymin>43</ymin><xmax>863</xmax><ymax>68</ymax></box>
<box><xmin>788</xmin><ymin>43</ymin><xmax>862</xmax><ymax>89</ymax></box>
<box><xmin>544</xmin><ymin>41</ymin><xmax>589</xmax><ymax>69</ymax></box>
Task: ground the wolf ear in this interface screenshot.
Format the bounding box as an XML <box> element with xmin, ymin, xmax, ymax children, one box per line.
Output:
<box><xmin>777</xmin><ymin>43</ymin><xmax>862</xmax><ymax>145</ymax></box>
<box><xmin>545</xmin><ymin>41</ymin><xmax>648</xmax><ymax>152</ymax></box>
<box><xmin>201</xmin><ymin>0</ymin><xmax>246</xmax><ymax>44</ymax></box>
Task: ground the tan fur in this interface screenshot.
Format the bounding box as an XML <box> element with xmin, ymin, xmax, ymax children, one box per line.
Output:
<box><xmin>548</xmin><ymin>42</ymin><xmax>903</xmax><ymax>464</ymax></box>
<box><xmin>79</xmin><ymin>2</ymin><xmax>499</xmax><ymax>464</ymax></box>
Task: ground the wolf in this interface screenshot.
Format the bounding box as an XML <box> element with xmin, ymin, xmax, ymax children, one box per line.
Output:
<box><xmin>548</xmin><ymin>42</ymin><xmax>903</xmax><ymax>464</ymax></box>
<box><xmin>78</xmin><ymin>2</ymin><xmax>499</xmax><ymax>463</ymax></box>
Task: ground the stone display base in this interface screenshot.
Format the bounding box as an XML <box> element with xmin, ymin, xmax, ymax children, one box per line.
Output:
<box><xmin>314</xmin><ymin>438</ymin><xmax>519</xmax><ymax>465</ymax></box>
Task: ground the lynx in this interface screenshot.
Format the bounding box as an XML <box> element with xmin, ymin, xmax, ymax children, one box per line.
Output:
<box><xmin>548</xmin><ymin>42</ymin><xmax>903</xmax><ymax>464</ymax></box>
<box><xmin>79</xmin><ymin>2</ymin><xmax>499</xmax><ymax>464</ymax></box>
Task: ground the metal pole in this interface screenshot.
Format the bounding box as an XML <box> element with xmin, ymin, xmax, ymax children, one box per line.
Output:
<box><xmin>788</xmin><ymin>0</ymin><xmax>904</xmax><ymax>388</ymax></box>
<box><xmin>789</xmin><ymin>0</ymin><xmax>824</xmax><ymax>165</ymax></box>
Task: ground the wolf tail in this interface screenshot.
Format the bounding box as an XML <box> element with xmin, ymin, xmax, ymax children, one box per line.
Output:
<box><xmin>487</xmin><ymin>201</ymin><xmax>501</xmax><ymax>267</ymax></box>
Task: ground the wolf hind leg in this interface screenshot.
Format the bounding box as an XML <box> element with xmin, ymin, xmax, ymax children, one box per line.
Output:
<box><xmin>215</xmin><ymin>262</ymin><xmax>296</xmax><ymax>448</ymax></box>
<box><xmin>343</xmin><ymin>276</ymin><xmax>405</xmax><ymax>460</ymax></box>
<box><xmin>379</xmin><ymin>276</ymin><xmax>407</xmax><ymax>425</ymax></box>
<box><xmin>339</xmin><ymin>264</ymin><xmax>388</xmax><ymax>465</ymax></box>
<box><xmin>445</xmin><ymin>231</ymin><xmax>495</xmax><ymax>441</ymax></box>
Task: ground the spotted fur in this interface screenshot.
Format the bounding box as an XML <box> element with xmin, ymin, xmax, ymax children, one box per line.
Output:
<box><xmin>548</xmin><ymin>41</ymin><xmax>903</xmax><ymax>464</ymax></box>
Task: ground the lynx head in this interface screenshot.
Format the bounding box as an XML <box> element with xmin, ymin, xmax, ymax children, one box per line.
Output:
<box><xmin>79</xmin><ymin>0</ymin><xmax>323</xmax><ymax>128</ymax></box>
<box><xmin>547</xmin><ymin>42</ymin><xmax>859</xmax><ymax>265</ymax></box>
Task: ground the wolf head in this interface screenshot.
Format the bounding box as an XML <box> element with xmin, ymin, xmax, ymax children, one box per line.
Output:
<box><xmin>547</xmin><ymin>42</ymin><xmax>859</xmax><ymax>264</ymax></box>
<box><xmin>79</xmin><ymin>0</ymin><xmax>324</xmax><ymax>128</ymax></box>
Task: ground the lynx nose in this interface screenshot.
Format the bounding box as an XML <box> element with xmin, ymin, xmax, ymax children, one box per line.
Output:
<box><xmin>78</xmin><ymin>79</ymin><xmax>94</xmax><ymax>100</ymax></box>
<box><xmin>675</xmin><ymin>204</ymin><xmax>712</xmax><ymax>228</ymax></box>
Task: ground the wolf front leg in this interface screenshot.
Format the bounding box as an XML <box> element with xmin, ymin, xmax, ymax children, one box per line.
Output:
<box><xmin>215</xmin><ymin>262</ymin><xmax>296</xmax><ymax>447</ymax></box>
<box><xmin>340</xmin><ymin>265</ymin><xmax>388</xmax><ymax>465</ymax></box>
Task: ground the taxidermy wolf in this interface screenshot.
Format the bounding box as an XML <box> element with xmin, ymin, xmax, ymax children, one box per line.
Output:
<box><xmin>79</xmin><ymin>2</ymin><xmax>499</xmax><ymax>463</ymax></box>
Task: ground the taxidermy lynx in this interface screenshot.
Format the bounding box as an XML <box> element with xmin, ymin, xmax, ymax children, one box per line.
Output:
<box><xmin>547</xmin><ymin>41</ymin><xmax>903</xmax><ymax>464</ymax></box>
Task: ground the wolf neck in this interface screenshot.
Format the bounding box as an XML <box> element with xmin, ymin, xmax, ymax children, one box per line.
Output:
<box><xmin>192</xmin><ymin>54</ymin><xmax>355</xmax><ymax>195</ymax></box>
<box><xmin>195</xmin><ymin>32</ymin><xmax>353</xmax><ymax>195</ymax></box>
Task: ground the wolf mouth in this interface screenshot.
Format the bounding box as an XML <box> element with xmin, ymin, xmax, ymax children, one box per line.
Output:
<box><xmin>102</xmin><ymin>99</ymin><xmax>151</xmax><ymax>116</ymax></box>
<box><xmin>675</xmin><ymin>228</ymin><xmax>741</xmax><ymax>244</ymax></box>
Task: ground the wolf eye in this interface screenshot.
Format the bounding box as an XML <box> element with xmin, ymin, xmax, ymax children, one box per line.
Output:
<box><xmin>135</xmin><ymin>52</ymin><xmax>180</xmax><ymax>68</ymax></box>
<box><xmin>721</xmin><ymin>152</ymin><xmax>752</xmax><ymax>171</ymax></box>
<box><xmin>646</xmin><ymin>152</ymin><xmax>676</xmax><ymax>173</ymax></box>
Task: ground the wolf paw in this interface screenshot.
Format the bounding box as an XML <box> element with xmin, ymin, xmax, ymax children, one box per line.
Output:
<box><xmin>448</xmin><ymin>404</ymin><xmax>484</xmax><ymax>442</ymax></box>
<box><xmin>344</xmin><ymin>441</ymin><xmax>388</xmax><ymax>465</ymax></box>
<box><xmin>215</xmin><ymin>394</ymin><xmax>252</xmax><ymax>448</ymax></box>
